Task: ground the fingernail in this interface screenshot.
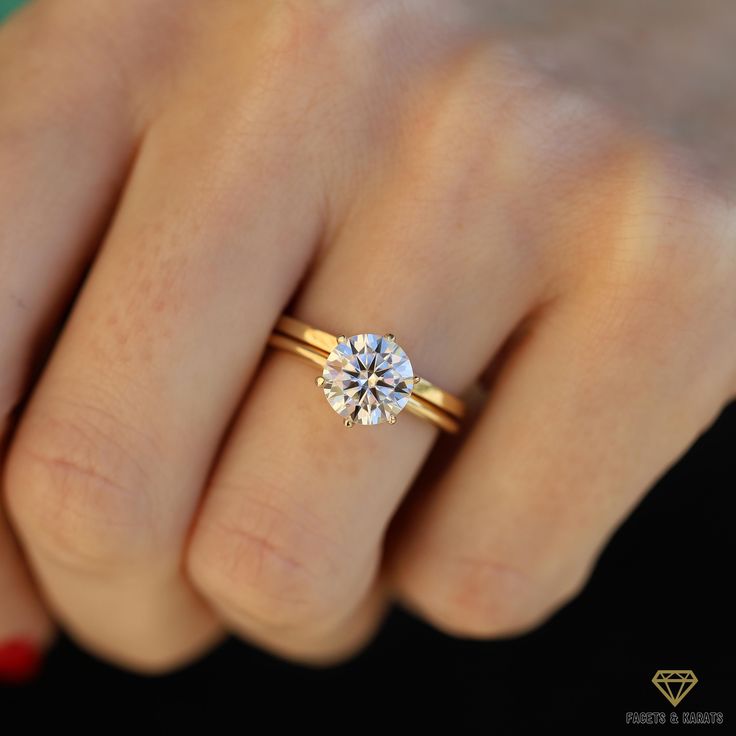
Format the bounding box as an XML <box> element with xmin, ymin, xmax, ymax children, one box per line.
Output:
<box><xmin>0</xmin><ymin>638</ymin><xmax>43</xmax><ymax>683</ymax></box>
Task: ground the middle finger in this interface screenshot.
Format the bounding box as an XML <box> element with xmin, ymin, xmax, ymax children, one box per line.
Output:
<box><xmin>3</xmin><ymin>91</ymin><xmax>324</xmax><ymax>671</ymax></box>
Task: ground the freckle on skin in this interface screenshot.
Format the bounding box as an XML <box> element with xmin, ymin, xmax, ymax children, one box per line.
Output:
<box><xmin>10</xmin><ymin>293</ymin><xmax>28</xmax><ymax>310</ymax></box>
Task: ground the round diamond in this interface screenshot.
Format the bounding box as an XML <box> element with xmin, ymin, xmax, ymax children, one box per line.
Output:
<box><xmin>322</xmin><ymin>334</ymin><xmax>414</xmax><ymax>425</ymax></box>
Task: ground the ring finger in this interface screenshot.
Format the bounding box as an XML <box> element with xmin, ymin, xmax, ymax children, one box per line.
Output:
<box><xmin>186</xmin><ymin>109</ymin><xmax>544</xmax><ymax>664</ymax></box>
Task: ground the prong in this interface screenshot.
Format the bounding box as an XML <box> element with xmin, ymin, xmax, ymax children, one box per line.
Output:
<box><xmin>337</xmin><ymin>335</ymin><xmax>347</xmax><ymax>344</ymax></box>
<box><xmin>315</xmin><ymin>376</ymin><xmax>325</xmax><ymax>387</ymax></box>
<box><xmin>412</xmin><ymin>376</ymin><xmax>422</xmax><ymax>385</ymax></box>
<box><xmin>387</xmin><ymin>414</ymin><xmax>397</xmax><ymax>425</ymax></box>
<box><xmin>344</xmin><ymin>418</ymin><xmax>354</xmax><ymax>428</ymax></box>
<box><xmin>384</xmin><ymin>333</ymin><xmax>395</xmax><ymax>341</ymax></box>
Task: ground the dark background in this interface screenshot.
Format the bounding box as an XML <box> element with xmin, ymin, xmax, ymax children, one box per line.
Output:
<box><xmin>2</xmin><ymin>402</ymin><xmax>733</xmax><ymax>733</ymax></box>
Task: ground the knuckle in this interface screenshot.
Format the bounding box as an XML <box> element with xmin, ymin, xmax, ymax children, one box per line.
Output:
<box><xmin>0</xmin><ymin>1</ymin><xmax>169</xmax><ymax>134</ymax></box>
<box><xmin>436</xmin><ymin>554</ymin><xmax>591</xmax><ymax>639</ymax></box>
<box><xmin>251</xmin><ymin>1</ymin><xmax>324</xmax><ymax>84</ymax></box>
<box><xmin>188</xmin><ymin>489</ymin><xmax>345</xmax><ymax>633</ymax></box>
<box><xmin>416</xmin><ymin>553</ymin><xmax>548</xmax><ymax>638</ymax></box>
<box><xmin>599</xmin><ymin>180</ymin><xmax>733</xmax><ymax>313</ymax></box>
<box><xmin>1</xmin><ymin>6</ymin><xmax>103</xmax><ymax>122</ymax></box>
<box><xmin>4</xmin><ymin>402</ymin><xmax>157</xmax><ymax>573</ymax></box>
<box><xmin>569</xmin><ymin>148</ymin><xmax>736</xmax><ymax>337</ymax></box>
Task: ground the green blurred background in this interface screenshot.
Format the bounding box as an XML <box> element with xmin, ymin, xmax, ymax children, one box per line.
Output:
<box><xmin>0</xmin><ymin>0</ymin><xmax>26</xmax><ymax>23</ymax></box>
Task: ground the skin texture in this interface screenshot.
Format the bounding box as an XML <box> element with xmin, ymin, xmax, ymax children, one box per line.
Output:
<box><xmin>0</xmin><ymin>0</ymin><xmax>735</xmax><ymax>672</ymax></box>
<box><xmin>467</xmin><ymin>0</ymin><xmax>736</xmax><ymax>190</ymax></box>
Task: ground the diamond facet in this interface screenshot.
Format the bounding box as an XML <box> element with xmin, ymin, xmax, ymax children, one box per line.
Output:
<box><xmin>321</xmin><ymin>333</ymin><xmax>414</xmax><ymax>425</ymax></box>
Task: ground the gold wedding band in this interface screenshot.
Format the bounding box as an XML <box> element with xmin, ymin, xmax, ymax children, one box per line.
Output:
<box><xmin>267</xmin><ymin>315</ymin><xmax>465</xmax><ymax>433</ymax></box>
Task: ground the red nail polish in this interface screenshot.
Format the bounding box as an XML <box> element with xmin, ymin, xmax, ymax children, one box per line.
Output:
<box><xmin>0</xmin><ymin>638</ymin><xmax>42</xmax><ymax>683</ymax></box>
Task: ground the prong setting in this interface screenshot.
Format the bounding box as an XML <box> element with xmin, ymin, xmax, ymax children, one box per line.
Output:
<box><xmin>315</xmin><ymin>375</ymin><xmax>325</xmax><ymax>387</ymax></box>
<box><xmin>321</xmin><ymin>333</ymin><xmax>414</xmax><ymax>426</ymax></box>
<box><xmin>344</xmin><ymin>418</ymin><xmax>354</xmax><ymax>428</ymax></box>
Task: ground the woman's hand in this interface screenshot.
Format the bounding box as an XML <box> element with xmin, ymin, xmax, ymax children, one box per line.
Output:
<box><xmin>1</xmin><ymin>0</ymin><xmax>735</xmax><ymax>673</ymax></box>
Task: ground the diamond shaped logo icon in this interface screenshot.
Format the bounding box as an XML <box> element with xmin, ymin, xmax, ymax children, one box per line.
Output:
<box><xmin>652</xmin><ymin>670</ymin><xmax>698</xmax><ymax>707</ymax></box>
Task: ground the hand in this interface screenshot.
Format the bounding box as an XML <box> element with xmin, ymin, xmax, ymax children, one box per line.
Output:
<box><xmin>1</xmin><ymin>0</ymin><xmax>734</xmax><ymax>673</ymax></box>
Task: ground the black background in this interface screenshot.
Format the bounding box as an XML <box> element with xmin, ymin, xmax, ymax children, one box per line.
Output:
<box><xmin>1</xmin><ymin>402</ymin><xmax>734</xmax><ymax>734</ymax></box>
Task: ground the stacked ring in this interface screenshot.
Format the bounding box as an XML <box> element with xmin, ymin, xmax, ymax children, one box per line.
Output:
<box><xmin>267</xmin><ymin>315</ymin><xmax>466</xmax><ymax>433</ymax></box>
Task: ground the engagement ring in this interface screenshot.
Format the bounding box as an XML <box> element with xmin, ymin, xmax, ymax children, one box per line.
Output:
<box><xmin>267</xmin><ymin>315</ymin><xmax>465</xmax><ymax>433</ymax></box>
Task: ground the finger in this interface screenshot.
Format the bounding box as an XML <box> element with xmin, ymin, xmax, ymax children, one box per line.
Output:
<box><xmin>385</xmin><ymin>173</ymin><xmax>736</xmax><ymax>638</ymax></box>
<box><xmin>0</xmin><ymin>2</ymin><xmax>144</xmax><ymax>678</ymax></box>
<box><xmin>3</xmin><ymin>74</ymin><xmax>325</xmax><ymax>671</ymax></box>
<box><xmin>185</xmin><ymin>105</ymin><xmax>546</xmax><ymax>665</ymax></box>
<box><xmin>0</xmin><ymin>1</ymin><xmax>145</xmax><ymax>411</ymax></box>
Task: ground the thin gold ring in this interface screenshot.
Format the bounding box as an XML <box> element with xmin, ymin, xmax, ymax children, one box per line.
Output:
<box><xmin>267</xmin><ymin>315</ymin><xmax>465</xmax><ymax>433</ymax></box>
